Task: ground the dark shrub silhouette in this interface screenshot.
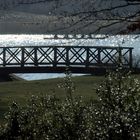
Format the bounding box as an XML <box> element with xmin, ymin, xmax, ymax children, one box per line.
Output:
<box><xmin>0</xmin><ymin>69</ymin><xmax>139</xmax><ymax>140</ymax></box>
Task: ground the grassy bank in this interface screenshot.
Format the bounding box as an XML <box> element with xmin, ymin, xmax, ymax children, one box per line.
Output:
<box><xmin>0</xmin><ymin>75</ymin><xmax>103</xmax><ymax>121</ymax></box>
<box><xmin>0</xmin><ymin>74</ymin><xmax>140</xmax><ymax>122</ymax></box>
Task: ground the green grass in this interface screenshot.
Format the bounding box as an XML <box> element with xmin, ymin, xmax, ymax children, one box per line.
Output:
<box><xmin>0</xmin><ymin>75</ymin><xmax>103</xmax><ymax>121</ymax></box>
<box><xmin>0</xmin><ymin>74</ymin><xmax>140</xmax><ymax>122</ymax></box>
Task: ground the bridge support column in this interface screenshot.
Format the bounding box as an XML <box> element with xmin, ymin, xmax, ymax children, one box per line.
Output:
<box><xmin>53</xmin><ymin>47</ymin><xmax>57</xmax><ymax>67</ymax></box>
<box><xmin>97</xmin><ymin>48</ymin><xmax>101</xmax><ymax>65</ymax></box>
<box><xmin>129</xmin><ymin>48</ymin><xmax>133</xmax><ymax>68</ymax></box>
<box><xmin>21</xmin><ymin>47</ymin><xmax>25</xmax><ymax>67</ymax></box>
<box><xmin>0</xmin><ymin>74</ymin><xmax>13</xmax><ymax>82</ymax></box>
<box><xmin>86</xmin><ymin>47</ymin><xmax>89</xmax><ymax>67</ymax></box>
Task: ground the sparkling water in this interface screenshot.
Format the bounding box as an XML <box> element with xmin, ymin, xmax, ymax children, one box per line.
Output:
<box><xmin>0</xmin><ymin>34</ymin><xmax>139</xmax><ymax>80</ymax></box>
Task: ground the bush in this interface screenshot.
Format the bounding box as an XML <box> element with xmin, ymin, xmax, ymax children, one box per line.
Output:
<box><xmin>0</xmin><ymin>69</ymin><xmax>139</xmax><ymax>140</ymax></box>
<box><xmin>0</xmin><ymin>96</ymin><xmax>89</xmax><ymax>140</ymax></box>
<box><xmin>92</xmin><ymin>68</ymin><xmax>140</xmax><ymax>140</ymax></box>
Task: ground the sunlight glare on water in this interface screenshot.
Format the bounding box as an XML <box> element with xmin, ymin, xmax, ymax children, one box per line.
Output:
<box><xmin>0</xmin><ymin>34</ymin><xmax>139</xmax><ymax>80</ymax></box>
<box><xmin>0</xmin><ymin>34</ymin><xmax>139</xmax><ymax>48</ymax></box>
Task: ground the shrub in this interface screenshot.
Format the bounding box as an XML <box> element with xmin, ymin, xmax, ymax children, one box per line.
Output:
<box><xmin>92</xmin><ymin>68</ymin><xmax>140</xmax><ymax>140</ymax></box>
<box><xmin>0</xmin><ymin>69</ymin><xmax>139</xmax><ymax>140</ymax></box>
<box><xmin>0</xmin><ymin>95</ymin><xmax>89</xmax><ymax>140</ymax></box>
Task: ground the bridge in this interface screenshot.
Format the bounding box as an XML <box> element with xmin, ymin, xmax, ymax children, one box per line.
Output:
<box><xmin>0</xmin><ymin>46</ymin><xmax>133</xmax><ymax>74</ymax></box>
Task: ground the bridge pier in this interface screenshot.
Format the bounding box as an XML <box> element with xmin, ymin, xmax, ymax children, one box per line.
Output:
<box><xmin>0</xmin><ymin>73</ymin><xmax>24</xmax><ymax>82</ymax></box>
<box><xmin>0</xmin><ymin>74</ymin><xmax>13</xmax><ymax>82</ymax></box>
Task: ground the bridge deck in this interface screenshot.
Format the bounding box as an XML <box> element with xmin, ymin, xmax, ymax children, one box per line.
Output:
<box><xmin>0</xmin><ymin>46</ymin><xmax>133</xmax><ymax>74</ymax></box>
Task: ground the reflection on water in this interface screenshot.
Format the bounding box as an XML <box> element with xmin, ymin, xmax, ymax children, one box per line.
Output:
<box><xmin>16</xmin><ymin>73</ymin><xmax>85</xmax><ymax>81</ymax></box>
<box><xmin>0</xmin><ymin>34</ymin><xmax>139</xmax><ymax>80</ymax></box>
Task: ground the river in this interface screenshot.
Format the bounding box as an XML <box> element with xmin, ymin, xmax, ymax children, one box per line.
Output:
<box><xmin>0</xmin><ymin>34</ymin><xmax>139</xmax><ymax>80</ymax></box>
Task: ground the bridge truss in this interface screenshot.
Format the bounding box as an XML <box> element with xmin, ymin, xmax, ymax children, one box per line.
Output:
<box><xmin>0</xmin><ymin>46</ymin><xmax>133</xmax><ymax>74</ymax></box>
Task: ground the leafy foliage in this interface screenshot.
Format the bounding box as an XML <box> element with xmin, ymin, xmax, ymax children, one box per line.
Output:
<box><xmin>0</xmin><ymin>69</ymin><xmax>139</xmax><ymax>140</ymax></box>
<box><xmin>93</xmin><ymin>68</ymin><xmax>140</xmax><ymax>140</ymax></box>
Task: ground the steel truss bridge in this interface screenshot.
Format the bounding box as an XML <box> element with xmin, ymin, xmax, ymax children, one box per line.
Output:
<box><xmin>0</xmin><ymin>46</ymin><xmax>133</xmax><ymax>74</ymax></box>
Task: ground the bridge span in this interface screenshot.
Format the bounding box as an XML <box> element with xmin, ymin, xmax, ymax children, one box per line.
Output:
<box><xmin>0</xmin><ymin>46</ymin><xmax>133</xmax><ymax>74</ymax></box>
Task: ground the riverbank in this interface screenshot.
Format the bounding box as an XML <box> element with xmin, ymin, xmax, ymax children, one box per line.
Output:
<box><xmin>0</xmin><ymin>75</ymin><xmax>102</xmax><ymax>122</ymax></box>
<box><xmin>0</xmin><ymin>74</ymin><xmax>140</xmax><ymax>122</ymax></box>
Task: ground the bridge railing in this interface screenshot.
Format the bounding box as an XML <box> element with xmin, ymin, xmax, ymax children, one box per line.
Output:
<box><xmin>0</xmin><ymin>46</ymin><xmax>133</xmax><ymax>68</ymax></box>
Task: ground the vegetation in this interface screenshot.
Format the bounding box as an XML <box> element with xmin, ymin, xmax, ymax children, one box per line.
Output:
<box><xmin>0</xmin><ymin>75</ymin><xmax>102</xmax><ymax>121</ymax></box>
<box><xmin>0</xmin><ymin>69</ymin><xmax>139</xmax><ymax>140</ymax></box>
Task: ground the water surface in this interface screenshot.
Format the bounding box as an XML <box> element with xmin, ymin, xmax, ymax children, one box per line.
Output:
<box><xmin>0</xmin><ymin>34</ymin><xmax>139</xmax><ymax>80</ymax></box>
